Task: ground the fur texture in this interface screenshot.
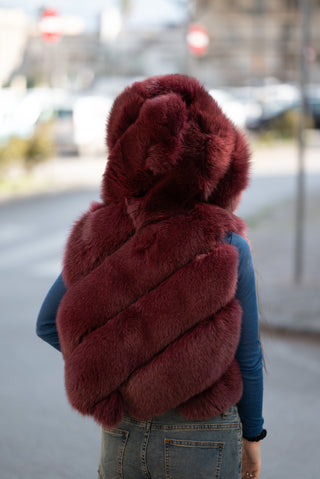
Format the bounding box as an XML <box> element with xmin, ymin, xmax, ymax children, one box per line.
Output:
<box><xmin>102</xmin><ymin>74</ymin><xmax>250</xmax><ymax>208</ymax></box>
<box><xmin>57</xmin><ymin>74</ymin><xmax>251</xmax><ymax>428</ymax></box>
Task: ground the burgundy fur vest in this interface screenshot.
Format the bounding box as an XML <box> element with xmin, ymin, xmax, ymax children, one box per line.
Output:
<box><xmin>56</xmin><ymin>74</ymin><xmax>251</xmax><ymax>428</ymax></box>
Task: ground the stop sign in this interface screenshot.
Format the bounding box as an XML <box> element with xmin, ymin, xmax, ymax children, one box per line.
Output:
<box><xmin>39</xmin><ymin>8</ymin><xmax>62</xmax><ymax>43</ymax></box>
<box><xmin>187</xmin><ymin>24</ymin><xmax>209</xmax><ymax>57</ymax></box>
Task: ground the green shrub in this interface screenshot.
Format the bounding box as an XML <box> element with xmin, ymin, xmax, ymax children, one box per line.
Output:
<box><xmin>0</xmin><ymin>125</ymin><xmax>55</xmax><ymax>174</ymax></box>
<box><xmin>258</xmin><ymin>108</ymin><xmax>314</xmax><ymax>141</ymax></box>
<box><xmin>24</xmin><ymin>124</ymin><xmax>55</xmax><ymax>170</ymax></box>
<box><xmin>0</xmin><ymin>137</ymin><xmax>28</xmax><ymax>172</ymax></box>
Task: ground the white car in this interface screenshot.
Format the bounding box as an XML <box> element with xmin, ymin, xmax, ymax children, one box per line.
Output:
<box><xmin>209</xmin><ymin>89</ymin><xmax>248</xmax><ymax>129</ymax></box>
<box><xmin>73</xmin><ymin>95</ymin><xmax>113</xmax><ymax>156</ymax></box>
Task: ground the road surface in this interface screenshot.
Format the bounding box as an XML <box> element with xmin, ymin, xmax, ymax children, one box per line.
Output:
<box><xmin>1</xmin><ymin>179</ymin><xmax>319</xmax><ymax>478</ymax></box>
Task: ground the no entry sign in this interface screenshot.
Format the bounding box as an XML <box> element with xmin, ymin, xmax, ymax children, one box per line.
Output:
<box><xmin>39</xmin><ymin>8</ymin><xmax>62</xmax><ymax>43</ymax></box>
<box><xmin>187</xmin><ymin>24</ymin><xmax>209</xmax><ymax>57</ymax></box>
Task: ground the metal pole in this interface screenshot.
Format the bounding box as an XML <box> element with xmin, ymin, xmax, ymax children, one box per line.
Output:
<box><xmin>295</xmin><ymin>0</ymin><xmax>310</xmax><ymax>284</ymax></box>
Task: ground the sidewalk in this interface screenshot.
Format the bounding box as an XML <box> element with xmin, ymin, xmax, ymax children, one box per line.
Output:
<box><xmin>0</xmin><ymin>155</ymin><xmax>106</xmax><ymax>202</ymax></box>
<box><xmin>248</xmin><ymin>190</ymin><xmax>320</xmax><ymax>337</ymax></box>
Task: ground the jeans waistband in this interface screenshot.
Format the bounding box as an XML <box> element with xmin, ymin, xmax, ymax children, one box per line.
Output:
<box><xmin>122</xmin><ymin>406</ymin><xmax>238</xmax><ymax>427</ymax></box>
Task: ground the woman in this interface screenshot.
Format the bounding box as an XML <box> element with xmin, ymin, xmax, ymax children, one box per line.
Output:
<box><xmin>37</xmin><ymin>74</ymin><xmax>266</xmax><ymax>479</ymax></box>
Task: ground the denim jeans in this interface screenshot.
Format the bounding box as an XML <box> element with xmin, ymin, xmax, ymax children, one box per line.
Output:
<box><xmin>98</xmin><ymin>406</ymin><xmax>242</xmax><ymax>479</ymax></box>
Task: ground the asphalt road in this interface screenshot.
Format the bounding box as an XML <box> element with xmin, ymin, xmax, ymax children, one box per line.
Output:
<box><xmin>1</xmin><ymin>183</ymin><xmax>320</xmax><ymax>478</ymax></box>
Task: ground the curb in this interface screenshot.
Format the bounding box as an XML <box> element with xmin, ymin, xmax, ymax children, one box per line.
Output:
<box><xmin>261</xmin><ymin>322</ymin><xmax>320</xmax><ymax>341</ymax></box>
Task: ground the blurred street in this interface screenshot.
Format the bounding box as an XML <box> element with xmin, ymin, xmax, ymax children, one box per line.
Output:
<box><xmin>0</xmin><ymin>146</ymin><xmax>320</xmax><ymax>478</ymax></box>
<box><xmin>1</xmin><ymin>1</ymin><xmax>320</xmax><ymax>477</ymax></box>
<box><xmin>0</xmin><ymin>190</ymin><xmax>101</xmax><ymax>479</ymax></box>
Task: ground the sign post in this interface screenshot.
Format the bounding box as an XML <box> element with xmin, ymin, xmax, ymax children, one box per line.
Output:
<box><xmin>295</xmin><ymin>0</ymin><xmax>311</xmax><ymax>284</ymax></box>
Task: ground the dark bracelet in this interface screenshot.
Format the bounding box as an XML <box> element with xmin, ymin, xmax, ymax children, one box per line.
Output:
<box><xmin>243</xmin><ymin>429</ymin><xmax>267</xmax><ymax>442</ymax></box>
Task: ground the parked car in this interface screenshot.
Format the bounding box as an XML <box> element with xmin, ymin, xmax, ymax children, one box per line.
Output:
<box><xmin>72</xmin><ymin>95</ymin><xmax>113</xmax><ymax>156</ymax></box>
<box><xmin>225</xmin><ymin>86</ymin><xmax>263</xmax><ymax>130</ymax></box>
<box><xmin>36</xmin><ymin>102</ymin><xmax>77</xmax><ymax>155</ymax></box>
<box><xmin>38</xmin><ymin>93</ymin><xmax>115</xmax><ymax>156</ymax></box>
<box><xmin>0</xmin><ymin>89</ymin><xmax>46</xmax><ymax>143</ymax></box>
<box><xmin>0</xmin><ymin>89</ymin><xmax>113</xmax><ymax>156</ymax></box>
<box><xmin>245</xmin><ymin>83</ymin><xmax>320</xmax><ymax>131</ymax></box>
<box><xmin>0</xmin><ymin>88</ymin><xmax>76</xmax><ymax>145</ymax></box>
<box><xmin>209</xmin><ymin>89</ymin><xmax>248</xmax><ymax>129</ymax></box>
<box><xmin>307</xmin><ymin>85</ymin><xmax>320</xmax><ymax>129</ymax></box>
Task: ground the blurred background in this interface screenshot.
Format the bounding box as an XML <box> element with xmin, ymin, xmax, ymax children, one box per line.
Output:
<box><xmin>0</xmin><ymin>1</ymin><xmax>320</xmax><ymax>478</ymax></box>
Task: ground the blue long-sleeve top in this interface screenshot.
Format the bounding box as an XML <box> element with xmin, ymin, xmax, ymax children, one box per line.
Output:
<box><xmin>36</xmin><ymin>232</ymin><xmax>264</xmax><ymax>438</ymax></box>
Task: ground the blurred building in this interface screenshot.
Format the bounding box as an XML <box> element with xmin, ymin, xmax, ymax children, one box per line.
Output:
<box><xmin>192</xmin><ymin>0</ymin><xmax>320</xmax><ymax>86</ymax></box>
<box><xmin>0</xmin><ymin>8</ymin><xmax>29</xmax><ymax>87</ymax></box>
<box><xmin>12</xmin><ymin>5</ymin><xmax>187</xmax><ymax>90</ymax></box>
<box><xmin>3</xmin><ymin>1</ymin><xmax>320</xmax><ymax>90</ymax></box>
<box><xmin>19</xmin><ymin>33</ymin><xmax>100</xmax><ymax>89</ymax></box>
<box><xmin>13</xmin><ymin>11</ymin><xmax>92</xmax><ymax>90</ymax></box>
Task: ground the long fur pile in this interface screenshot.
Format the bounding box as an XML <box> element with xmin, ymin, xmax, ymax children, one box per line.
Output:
<box><xmin>56</xmin><ymin>74</ymin><xmax>251</xmax><ymax>428</ymax></box>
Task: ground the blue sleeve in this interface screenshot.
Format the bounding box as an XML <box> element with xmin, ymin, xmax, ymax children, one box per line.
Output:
<box><xmin>36</xmin><ymin>274</ymin><xmax>66</xmax><ymax>352</ymax></box>
<box><xmin>227</xmin><ymin>233</ymin><xmax>264</xmax><ymax>438</ymax></box>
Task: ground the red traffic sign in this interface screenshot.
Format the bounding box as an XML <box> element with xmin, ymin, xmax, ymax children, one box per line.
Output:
<box><xmin>187</xmin><ymin>24</ymin><xmax>209</xmax><ymax>57</ymax></box>
<box><xmin>39</xmin><ymin>8</ymin><xmax>62</xmax><ymax>43</ymax></box>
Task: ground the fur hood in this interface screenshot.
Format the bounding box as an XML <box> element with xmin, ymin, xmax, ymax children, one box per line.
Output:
<box><xmin>102</xmin><ymin>74</ymin><xmax>250</xmax><ymax>212</ymax></box>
